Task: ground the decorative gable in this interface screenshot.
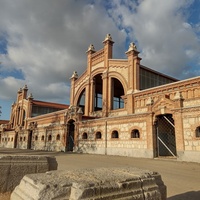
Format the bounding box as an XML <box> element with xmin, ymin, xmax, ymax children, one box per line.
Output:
<box><xmin>152</xmin><ymin>95</ymin><xmax>175</xmax><ymax>115</ymax></box>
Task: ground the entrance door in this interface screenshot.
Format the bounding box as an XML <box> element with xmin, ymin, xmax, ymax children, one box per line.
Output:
<box><xmin>155</xmin><ymin>114</ymin><xmax>177</xmax><ymax>157</ymax></box>
<box><xmin>14</xmin><ymin>132</ymin><xmax>18</xmax><ymax>148</ymax></box>
<box><xmin>27</xmin><ymin>130</ymin><xmax>33</xmax><ymax>149</ymax></box>
<box><xmin>67</xmin><ymin>120</ymin><xmax>75</xmax><ymax>151</ymax></box>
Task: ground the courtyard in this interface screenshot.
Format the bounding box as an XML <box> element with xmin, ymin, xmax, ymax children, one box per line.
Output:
<box><xmin>0</xmin><ymin>148</ymin><xmax>200</xmax><ymax>200</ymax></box>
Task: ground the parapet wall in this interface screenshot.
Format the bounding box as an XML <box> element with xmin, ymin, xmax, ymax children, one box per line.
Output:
<box><xmin>11</xmin><ymin>167</ymin><xmax>167</xmax><ymax>200</ymax></box>
<box><xmin>0</xmin><ymin>155</ymin><xmax>57</xmax><ymax>193</ymax></box>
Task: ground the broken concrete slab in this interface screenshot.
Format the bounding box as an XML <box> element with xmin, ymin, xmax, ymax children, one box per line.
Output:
<box><xmin>11</xmin><ymin>167</ymin><xmax>166</xmax><ymax>200</ymax></box>
<box><xmin>0</xmin><ymin>154</ymin><xmax>57</xmax><ymax>193</ymax></box>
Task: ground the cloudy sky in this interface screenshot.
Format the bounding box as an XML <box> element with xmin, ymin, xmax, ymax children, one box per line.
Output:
<box><xmin>0</xmin><ymin>0</ymin><xmax>200</xmax><ymax>119</ymax></box>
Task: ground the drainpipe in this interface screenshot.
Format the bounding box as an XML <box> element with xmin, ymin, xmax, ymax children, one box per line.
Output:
<box><xmin>105</xmin><ymin>120</ymin><xmax>107</xmax><ymax>155</ymax></box>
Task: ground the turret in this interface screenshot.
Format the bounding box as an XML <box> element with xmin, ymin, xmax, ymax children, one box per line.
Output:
<box><xmin>102</xmin><ymin>34</ymin><xmax>114</xmax><ymax>68</ymax></box>
<box><xmin>86</xmin><ymin>44</ymin><xmax>96</xmax><ymax>74</ymax></box>
<box><xmin>125</xmin><ymin>42</ymin><xmax>141</xmax><ymax>92</ymax></box>
<box><xmin>70</xmin><ymin>71</ymin><xmax>78</xmax><ymax>106</ymax></box>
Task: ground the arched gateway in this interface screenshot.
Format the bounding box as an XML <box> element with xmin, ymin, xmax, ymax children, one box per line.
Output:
<box><xmin>154</xmin><ymin>114</ymin><xmax>177</xmax><ymax>157</ymax></box>
<box><xmin>66</xmin><ymin>120</ymin><xmax>75</xmax><ymax>151</ymax></box>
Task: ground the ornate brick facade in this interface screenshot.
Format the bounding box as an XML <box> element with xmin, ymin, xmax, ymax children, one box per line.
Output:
<box><xmin>1</xmin><ymin>34</ymin><xmax>200</xmax><ymax>162</ymax></box>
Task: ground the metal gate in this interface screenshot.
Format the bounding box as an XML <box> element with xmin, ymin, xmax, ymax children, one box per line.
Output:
<box><xmin>155</xmin><ymin>114</ymin><xmax>177</xmax><ymax>157</ymax></box>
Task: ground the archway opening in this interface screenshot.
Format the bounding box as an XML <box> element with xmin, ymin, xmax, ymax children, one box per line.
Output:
<box><xmin>111</xmin><ymin>78</ymin><xmax>124</xmax><ymax>110</ymax></box>
<box><xmin>77</xmin><ymin>89</ymin><xmax>85</xmax><ymax>114</ymax></box>
<box><xmin>27</xmin><ymin>130</ymin><xmax>32</xmax><ymax>149</ymax></box>
<box><xmin>67</xmin><ymin>119</ymin><xmax>75</xmax><ymax>151</ymax></box>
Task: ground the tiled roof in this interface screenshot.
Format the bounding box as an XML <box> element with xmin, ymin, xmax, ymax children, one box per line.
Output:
<box><xmin>32</xmin><ymin>100</ymin><xmax>69</xmax><ymax>109</ymax></box>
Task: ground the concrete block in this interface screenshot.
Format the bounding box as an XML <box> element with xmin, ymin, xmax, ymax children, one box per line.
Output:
<box><xmin>11</xmin><ymin>167</ymin><xmax>166</xmax><ymax>200</ymax></box>
<box><xmin>0</xmin><ymin>155</ymin><xmax>57</xmax><ymax>193</ymax></box>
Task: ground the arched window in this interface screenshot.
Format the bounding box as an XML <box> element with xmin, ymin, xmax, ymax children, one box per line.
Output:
<box><xmin>11</xmin><ymin>137</ymin><xmax>13</xmax><ymax>142</ymax></box>
<box><xmin>195</xmin><ymin>126</ymin><xmax>200</xmax><ymax>138</ymax></box>
<box><xmin>24</xmin><ymin>136</ymin><xmax>26</xmax><ymax>141</ymax></box>
<box><xmin>22</xmin><ymin>110</ymin><xmax>26</xmax><ymax>126</ymax></box>
<box><xmin>35</xmin><ymin>136</ymin><xmax>38</xmax><ymax>141</ymax></box>
<box><xmin>77</xmin><ymin>89</ymin><xmax>86</xmax><ymax>114</ymax></box>
<box><xmin>112</xmin><ymin>130</ymin><xmax>119</xmax><ymax>138</ymax></box>
<box><xmin>94</xmin><ymin>74</ymin><xmax>103</xmax><ymax>111</ymax></box>
<box><xmin>20</xmin><ymin>137</ymin><xmax>22</xmax><ymax>141</ymax></box>
<box><xmin>111</xmin><ymin>78</ymin><xmax>124</xmax><ymax>110</ymax></box>
<box><xmin>41</xmin><ymin>135</ymin><xmax>45</xmax><ymax>141</ymax></box>
<box><xmin>82</xmin><ymin>132</ymin><xmax>88</xmax><ymax>139</ymax></box>
<box><xmin>8</xmin><ymin>137</ymin><xmax>10</xmax><ymax>141</ymax></box>
<box><xmin>56</xmin><ymin>134</ymin><xmax>60</xmax><ymax>140</ymax></box>
<box><xmin>96</xmin><ymin>132</ymin><xmax>102</xmax><ymax>139</ymax></box>
<box><xmin>131</xmin><ymin>129</ymin><xmax>140</xmax><ymax>138</ymax></box>
<box><xmin>48</xmin><ymin>135</ymin><xmax>52</xmax><ymax>141</ymax></box>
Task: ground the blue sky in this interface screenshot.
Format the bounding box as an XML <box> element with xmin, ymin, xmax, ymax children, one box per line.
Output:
<box><xmin>0</xmin><ymin>0</ymin><xmax>200</xmax><ymax>120</ymax></box>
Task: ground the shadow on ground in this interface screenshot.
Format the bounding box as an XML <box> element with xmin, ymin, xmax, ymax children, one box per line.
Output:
<box><xmin>168</xmin><ymin>190</ymin><xmax>200</xmax><ymax>200</ymax></box>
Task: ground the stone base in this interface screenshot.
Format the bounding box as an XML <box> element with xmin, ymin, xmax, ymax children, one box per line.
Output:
<box><xmin>0</xmin><ymin>155</ymin><xmax>57</xmax><ymax>193</ymax></box>
<box><xmin>177</xmin><ymin>150</ymin><xmax>200</xmax><ymax>163</ymax></box>
<box><xmin>11</xmin><ymin>167</ymin><xmax>166</xmax><ymax>200</ymax></box>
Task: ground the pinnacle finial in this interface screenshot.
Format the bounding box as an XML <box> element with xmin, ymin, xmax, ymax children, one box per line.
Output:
<box><xmin>28</xmin><ymin>93</ymin><xmax>33</xmax><ymax>99</ymax></box>
<box><xmin>86</xmin><ymin>44</ymin><xmax>95</xmax><ymax>53</ymax></box>
<box><xmin>23</xmin><ymin>84</ymin><xmax>28</xmax><ymax>90</ymax></box>
<box><xmin>103</xmin><ymin>33</ymin><xmax>114</xmax><ymax>44</ymax></box>
<box><xmin>71</xmin><ymin>71</ymin><xmax>78</xmax><ymax>79</ymax></box>
<box><xmin>18</xmin><ymin>88</ymin><xmax>22</xmax><ymax>93</ymax></box>
<box><xmin>126</xmin><ymin>42</ymin><xmax>139</xmax><ymax>54</ymax></box>
<box><xmin>128</xmin><ymin>42</ymin><xmax>137</xmax><ymax>51</ymax></box>
<box><xmin>105</xmin><ymin>34</ymin><xmax>112</xmax><ymax>41</ymax></box>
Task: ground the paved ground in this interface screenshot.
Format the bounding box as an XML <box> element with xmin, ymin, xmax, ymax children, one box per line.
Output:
<box><xmin>1</xmin><ymin>148</ymin><xmax>200</xmax><ymax>200</ymax></box>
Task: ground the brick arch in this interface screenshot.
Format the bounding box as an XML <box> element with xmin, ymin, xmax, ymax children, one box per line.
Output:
<box><xmin>108</xmin><ymin>71</ymin><xmax>128</xmax><ymax>94</ymax></box>
<box><xmin>74</xmin><ymin>86</ymin><xmax>87</xmax><ymax>107</ymax></box>
<box><xmin>91</xmin><ymin>67</ymin><xmax>104</xmax><ymax>78</ymax></box>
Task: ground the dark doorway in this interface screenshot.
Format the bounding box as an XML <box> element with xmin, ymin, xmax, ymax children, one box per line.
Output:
<box><xmin>67</xmin><ymin>120</ymin><xmax>75</xmax><ymax>151</ymax></box>
<box><xmin>14</xmin><ymin>132</ymin><xmax>18</xmax><ymax>148</ymax></box>
<box><xmin>27</xmin><ymin>130</ymin><xmax>33</xmax><ymax>149</ymax></box>
<box><xmin>154</xmin><ymin>114</ymin><xmax>177</xmax><ymax>157</ymax></box>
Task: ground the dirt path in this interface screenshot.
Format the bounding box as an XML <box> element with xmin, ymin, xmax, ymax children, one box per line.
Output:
<box><xmin>1</xmin><ymin>148</ymin><xmax>200</xmax><ymax>199</ymax></box>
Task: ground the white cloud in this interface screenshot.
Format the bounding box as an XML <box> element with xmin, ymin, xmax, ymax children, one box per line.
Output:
<box><xmin>0</xmin><ymin>0</ymin><xmax>200</xmax><ymax>116</ymax></box>
<box><xmin>0</xmin><ymin>0</ymin><xmax>127</xmax><ymax>105</ymax></box>
<box><xmin>0</xmin><ymin>76</ymin><xmax>25</xmax><ymax>100</ymax></box>
<box><xmin>108</xmin><ymin>0</ymin><xmax>200</xmax><ymax>78</ymax></box>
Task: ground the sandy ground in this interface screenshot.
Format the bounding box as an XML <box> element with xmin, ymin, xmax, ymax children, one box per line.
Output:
<box><xmin>0</xmin><ymin>148</ymin><xmax>200</xmax><ymax>200</ymax></box>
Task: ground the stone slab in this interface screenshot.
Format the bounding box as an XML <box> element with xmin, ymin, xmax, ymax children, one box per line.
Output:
<box><xmin>0</xmin><ymin>154</ymin><xmax>57</xmax><ymax>193</ymax></box>
<box><xmin>11</xmin><ymin>167</ymin><xmax>166</xmax><ymax>200</ymax></box>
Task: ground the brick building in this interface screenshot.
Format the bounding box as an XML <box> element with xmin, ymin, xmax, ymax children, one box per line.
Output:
<box><xmin>0</xmin><ymin>34</ymin><xmax>200</xmax><ymax>162</ymax></box>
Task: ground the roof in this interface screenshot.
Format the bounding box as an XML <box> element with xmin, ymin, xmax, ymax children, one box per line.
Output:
<box><xmin>0</xmin><ymin>120</ymin><xmax>9</xmax><ymax>125</ymax></box>
<box><xmin>32</xmin><ymin>100</ymin><xmax>69</xmax><ymax>109</ymax></box>
<box><xmin>140</xmin><ymin>65</ymin><xmax>179</xmax><ymax>81</ymax></box>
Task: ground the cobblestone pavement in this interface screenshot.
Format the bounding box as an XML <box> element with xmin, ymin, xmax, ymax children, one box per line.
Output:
<box><xmin>0</xmin><ymin>148</ymin><xmax>200</xmax><ymax>200</ymax></box>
